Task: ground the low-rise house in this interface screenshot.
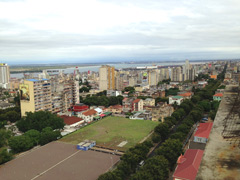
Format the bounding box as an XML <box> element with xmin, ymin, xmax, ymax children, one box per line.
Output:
<box><xmin>94</xmin><ymin>107</ymin><xmax>103</xmax><ymax>115</ymax></box>
<box><xmin>193</xmin><ymin>123</ymin><xmax>213</xmax><ymax>143</ymax></box>
<box><xmin>106</xmin><ymin>105</ymin><xmax>122</xmax><ymax>114</ymax></box>
<box><xmin>173</xmin><ymin>149</ymin><xmax>204</xmax><ymax>180</ymax></box>
<box><xmin>169</xmin><ymin>96</ymin><xmax>184</xmax><ymax>105</ymax></box>
<box><xmin>213</xmin><ymin>93</ymin><xmax>223</xmax><ymax>101</ymax></box>
<box><xmin>78</xmin><ymin>109</ymin><xmax>98</xmax><ymax>123</ymax></box>
<box><xmin>178</xmin><ymin>92</ymin><xmax>193</xmax><ymax>100</ymax></box>
<box><xmin>61</xmin><ymin>115</ymin><xmax>84</xmax><ymax>128</ymax></box>
<box><xmin>143</xmin><ymin>98</ymin><xmax>155</xmax><ymax>106</ymax></box>
<box><xmin>132</xmin><ymin>99</ymin><xmax>143</xmax><ymax>112</ymax></box>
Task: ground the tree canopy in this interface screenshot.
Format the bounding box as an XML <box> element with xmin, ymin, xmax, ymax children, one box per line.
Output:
<box><xmin>16</xmin><ymin>111</ymin><xmax>65</xmax><ymax>132</ymax></box>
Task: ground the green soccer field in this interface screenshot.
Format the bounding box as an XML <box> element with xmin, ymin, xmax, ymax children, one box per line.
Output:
<box><xmin>60</xmin><ymin>116</ymin><xmax>159</xmax><ymax>151</ymax></box>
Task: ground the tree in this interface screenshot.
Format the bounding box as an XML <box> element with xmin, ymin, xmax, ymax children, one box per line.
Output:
<box><xmin>0</xmin><ymin>129</ymin><xmax>12</xmax><ymax>148</ymax></box>
<box><xmin>191</xmin><ymin>95</ymin><xmax>201</xmax><ymax>104</ymax></box>
<box><xmin>176</xmin><ymin>124</ymin><xmax>191</xmax><ymax>135</ymax></box>
<box><xmin>9</xmin><ymin>135</ymin><xmax>34</xmax><ymax>153</ymax></box>
<box><xmin>169</xmin><ymin>132</ymin><xmax>186</xmax><ymax>142</ymax></box>
<box><xmin>131</xmin><ymin>155</ymin><xmax>169</xmax><ymax>180</ymax></box>
<box><xmin>0</xmin><ymin>148</ymin><xmax>13</xmax><ymax>165</ymax></box>
<box><xmin>164</xmin><ymin>116</ymin><xmax>177</xmax><ymax>125</ymax></box>
<box><xmin>117</xmin><ymin>95</ymin><xmax>124</xmax><ymax>105</ymax></box>
<box><xmin>98</xmin><ymin>171</ymin><xmax>120</xmax><ymax>180</ymax></box>
<box><xmin>16</xmin><ymin>111</ymin><xmax>65</xmax><ymax>132</ymax></box>
<box><xmin>154</xmin><ymin>123</ymin><xmax>169</xmax><ymax>140</ymax></box>
<box><xmin>108</xmin><ymin>96</ymin><xmax>119</xmax><ymax>106</ymax></box>
<box><xmin>5</xmin><ymin>111</ymin><xmax>21</xmax><ymax>122</ymax></box>
<box><xmin>152</xmin><ymin>133</ymin><xmax>161</xmax><ymax>143</ymax></box>
<box><xmin>199</xmin><ymin>100</ymin><xmax>211</xmax><ymax>112</ymax></box>
<box><xmin>24</xmin><ymin>129</ymin><xmax>41</xmax><ymax>146</ymax></box>
<box><xmin>39</xmin><ymin>127</ymin><xmax>61</xmax><ymax>145</ymax></box>
<box><xmin>156</xmin><ymin>139</ymin><xmax>182</xmax><ymax>169</ymax></box>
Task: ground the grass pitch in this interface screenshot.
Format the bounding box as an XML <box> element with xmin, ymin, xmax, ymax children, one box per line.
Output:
<box><xmin>60</xmin><ymin>116</ymin><xmax>159</xmax><ymax>151</ymax></box>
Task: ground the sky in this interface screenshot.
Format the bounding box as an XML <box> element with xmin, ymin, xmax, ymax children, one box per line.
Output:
<box><xmin>0</xmin><ymin>0</ymin><xmax>240</xmax><ymax>64</ymax></box>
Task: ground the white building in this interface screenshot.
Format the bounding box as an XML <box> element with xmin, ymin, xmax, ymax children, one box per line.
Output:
<box><xmin>0</xmin><ymin>63</ymin><xmax>10</xmax><ymax>89</ymax></box>
<box><xmin>169</xmin><ymin>96</ymin><xmax>184</xmax><ymax>105</ymax></box>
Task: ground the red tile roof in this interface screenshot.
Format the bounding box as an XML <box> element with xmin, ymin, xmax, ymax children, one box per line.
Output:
<box><xmin>133</xmin><ymin>99</ymin><xmax>141</xmax><ymax>103</ymax></box>
<box><xmin>82</xmin><ymin>109</ymin><xmax>97</xmax><ymax>116</ymax></box>
<box><xmin>194</xmin><ymin>123</ymin><xmax>213</xmax><ymax>139</ymax></box>
<box><xmin>214</xmin><ymin>93</ymin><xmax>223</xmax><ymax>97</ymax></box>
<box><xmin>60</xmin><ymin>115</ymin><xmax>84</xmax><ymax>125</ymax></box>
<box><xmin>179</xmin><ymin>92</ymin><xmax>192</xmax><ymax>97</ymax></box>
<box><xmin>173</xmin><ymin>149</ymin><xmax>204</xmax><ymax>180</ymax></box>
<box><xmin>122</xmin><ymin>98</ymin><xmax>128</xmax><ymax>102</ymax></box>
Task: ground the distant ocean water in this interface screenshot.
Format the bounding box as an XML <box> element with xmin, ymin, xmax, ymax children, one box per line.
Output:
<box><xmin>11</xmin><ymin>62</ymin><xmax>203</xmax><ymax>79</ymax></box>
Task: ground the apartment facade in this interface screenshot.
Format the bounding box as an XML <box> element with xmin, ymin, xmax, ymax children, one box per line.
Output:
<box><xmin>99</xmin><ymin>65</ymin><xmax>115</xmax><ymax>90</ymax></box>
<box><xmin>20</xmin><ymin>79</ymin><xmax>52</xmax><ymax>116</ymax></box>
<box><xmin>20</xmin><ymin>78</ymin><xmax>79</xmax><ymax>116</ymax></box>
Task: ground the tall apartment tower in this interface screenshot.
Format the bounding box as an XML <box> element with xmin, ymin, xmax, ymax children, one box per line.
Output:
<box><xmin>183</xmin><ymin>59</ymin><xmax>191</xmax><ymax>81</ymax></box>
<box><xmin>148</xmin><ymin>70</ymin><xmax>158</xmax><ymax>86</ymax></box>
<box><xmin>99</xmin><ymin>65</ymin><xmax>115</xmax><ymax>90</ymax></box>
<box><xmin>20</xmin><ymin>79</ymin><xmax>52</xmax><ymax>116</ymax></box>
<box><xmin>0</xmin><ymin>63</ymin><xmax>10</xmax><ymax>89</ymax></box>
<box><xmin>171</xmin><ymin>67</ymin><xmax>183</xmax><ymax>82</ymax></box>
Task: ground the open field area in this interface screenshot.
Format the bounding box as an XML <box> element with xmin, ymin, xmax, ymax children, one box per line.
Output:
<box><xmin>60</xmin><ymin>116</ymin><xmax>159</xmax><ymax>151</ymax></box>
<box><xmin>0</xmin><ymin>142</ymin><xmax>120</xmax><ymax>180</ymax></box>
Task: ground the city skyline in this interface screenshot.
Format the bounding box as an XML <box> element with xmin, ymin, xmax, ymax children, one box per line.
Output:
<box><xmin>0</xmin><ymin>0</ymin><xmax>240</xmax><ymax>63</ymax></box>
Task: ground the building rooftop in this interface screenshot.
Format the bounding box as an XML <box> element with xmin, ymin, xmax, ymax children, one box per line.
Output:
<box><xmin>173</xmin><ymin>149</ymin><xmax>204</xmax><ymax>180</ymax></box>
<box><xmin>27</xmin><ymin>78</ymin><xmax>49</xmax><ymax>82</ymax></box>
<box><xmin>133</xmin><ymin>99</ymin><xmax>141</xmax><ymax>103</ymax></box>
<box><xmin>60</xmin><ymin>115</ymin><xmax>84</xmax><ymax>125</ymax></box>
<box><xmin>213</xmin><ymin>93</ymin><xmax>223</xmax><ymax>97</ymax></box>
<box><xmin>179</xmin><ymin>92</ymin><xmax>192</xmax><ymax>97</ymax></box>
<box><xmin>196</xmin><ymin>85</ymin><xmax>240</xmax><ymax>180</ymax></box>
<box><xmin>194</xmin><ymin>123</ymin><xmax>213</xmax><ymax>139</ymax></box>
<box><xmin>82</xmin><ymin>109</ymin><xmax>97</xmax><ymax>116</ymax></box>
<box><xmin>172</xmin><ymin>95</ymin><xmax>183</xmax><ymax>99</ymax></box>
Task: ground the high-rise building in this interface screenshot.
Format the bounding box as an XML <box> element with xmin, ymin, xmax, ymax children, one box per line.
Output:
<box><xmin>20</xmin><ymin>77</ymin><xmax>79</xmax><ymax>116</ymax></box>
<box><xmin>148</xmin><ymin>70</ymin><xmax>158</xmax><ymax>86</ymax></box>
<box><xmin>0</xmin><ymin>63</ymin><xmax>10</xmax><ymax>89</ymax></box>
<box><xmin>20</xmin><ymin>79</ymin><xmax>52</xmax><ymax>116</ymax></box>
<box><xmin>99</xmin><ymin>65</ymin><xmax>115</xmax><ymax>90</ymax></box>
<box><xmin>171</xmin><ymin>67</ymin><xmax>183</xmax><ymax>82</ymax></box>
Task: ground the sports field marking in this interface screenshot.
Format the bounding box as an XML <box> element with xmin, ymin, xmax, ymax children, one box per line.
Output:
<box><xmin>31</xmin><ymin>150</ymin><xmax>80</xmax><ymax>180</ymax></box>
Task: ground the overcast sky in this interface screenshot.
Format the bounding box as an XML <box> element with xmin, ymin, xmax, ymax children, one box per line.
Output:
<box><xmin>0</xmin><ymin>0</ymin><xmax>240</xmax><ymax>64</ymax></box>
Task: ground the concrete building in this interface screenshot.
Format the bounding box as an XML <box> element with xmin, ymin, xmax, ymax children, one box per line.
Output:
<box><xmin>148</xmin><ymin>70</ymin><xmax>158</xmax><ymax>86</ymax></box>
<box><xmin>171</xmin><ymin>67</ymin><xmax>183</xmax><ymax>82</ymax></box>
<box><xmin>20</xmin><ymin>79</ymin><xmax>52</xmax><ymax>116</ymax></box>
<box><xmin>213</xmin><ymin>93</ymin><xmax>223</xmax><ymax>101</ymax></box>
<box><xmin>169</xmin><ymin>96</ymin><xmax>184</xmax><ymax>105</ymax></box>
<box><xmin>132</xmin><ymin>99</ymin><xmax>143</xmax><ymax>112</ymax></box>
<box><xmin>99</xmin><ymin>65</ymin><xmax>115</xmax><ymax>90</ymax></box>
<box><xmin>0</xmin><ymin>63</ymin><xmax>10</xmax><ymax>89</ymax></box>
<box><xmin>173</xmin><ymin>149</ymin><xmax>204</xmax><ymax>180</ymax></box>
<box><xmin>193</xmin><ymin>123</ymin><xmax>213</xmax><ymax>144</ymax></box>
<box><xmin>143</xmin><ymin>98</ymin><xmax>155</xmax><ymax>106</ymax></box>
<box><xmin>20</xmin><ymin>77</ymin><xmax>79</xmax><ymax>116</ymax></box>
<box><xmin>151</xmin><ymin>103</ymin><xmax>174</xmax><ymax>121</ymax></box>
